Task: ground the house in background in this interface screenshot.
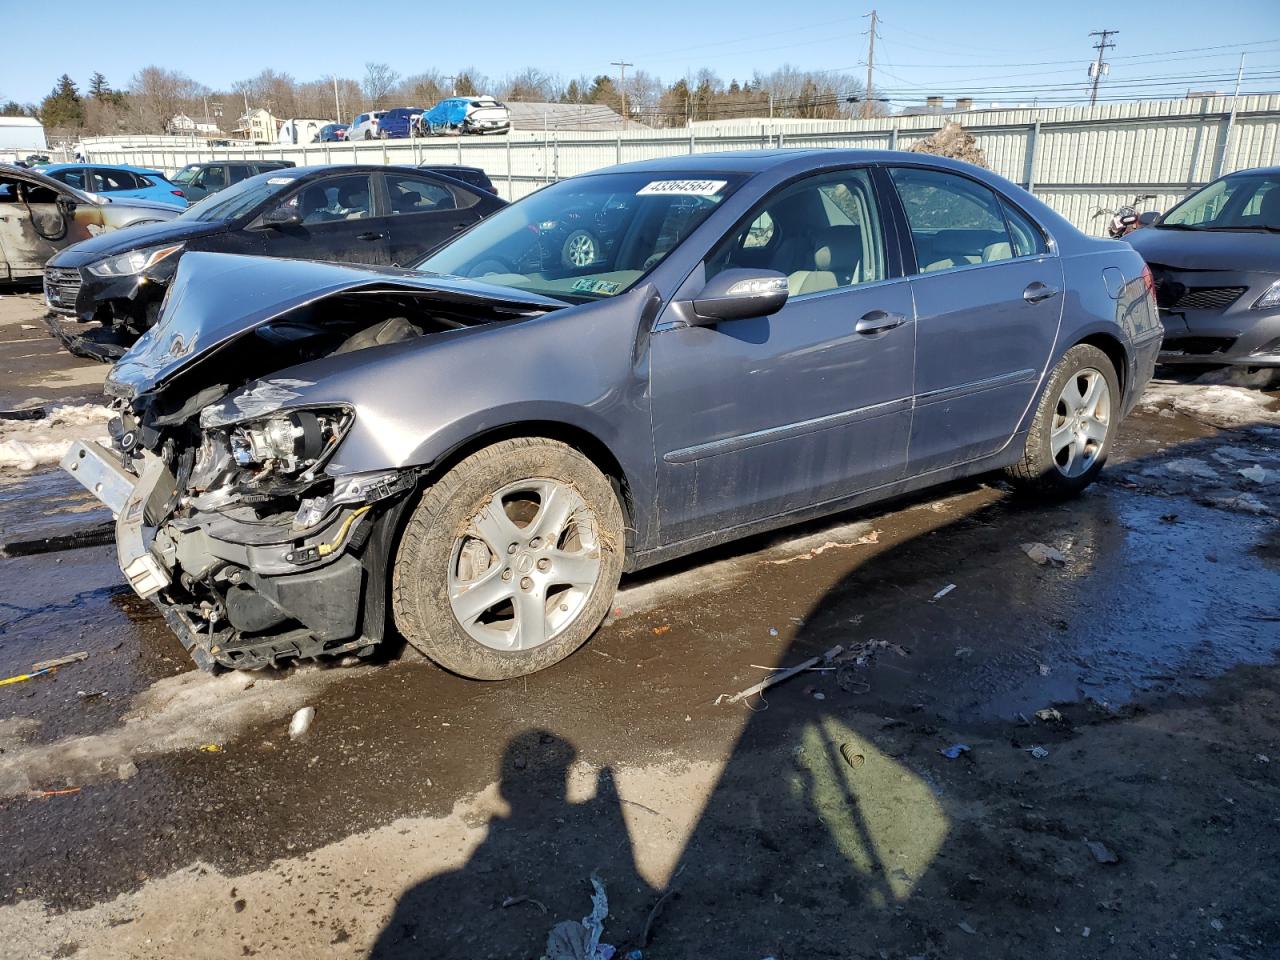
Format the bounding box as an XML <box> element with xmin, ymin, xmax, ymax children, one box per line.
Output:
<box><xmin>167</xmin><ymin>113</ymin><xmax>221</xmax><ymax>136</ymax></box>
<box><xmin>232</xmin><ymin>108</ymin><xmax>279</xmax><ymax>144</ymax></box>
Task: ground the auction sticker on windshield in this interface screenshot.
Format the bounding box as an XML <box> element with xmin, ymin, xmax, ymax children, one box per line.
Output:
<box><xmin>637</xmin><ymin>179</ymin><xmax>727</xmax><ymax>196</ymax></box>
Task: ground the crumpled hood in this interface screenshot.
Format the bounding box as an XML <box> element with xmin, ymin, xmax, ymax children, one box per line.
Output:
<box><xmin>1128</xmin><ymin>226</ymin><xmax>1280</xmax><ymax>273</ymax></box>
<box><xmin>105</xmin><ymin>251</ymin><xmax>567</xmax><ymax>399</ymax></box>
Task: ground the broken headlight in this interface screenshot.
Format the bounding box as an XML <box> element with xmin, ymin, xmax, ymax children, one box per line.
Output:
<box><xmin>86</xmin><ymin>243</ymin><xmax>184</xmax><ymax>278</ymax></box>
<box><xmin>228</xmin><ymin>408</ymin><xmax>351</xmax><ymax>476</ymax></box>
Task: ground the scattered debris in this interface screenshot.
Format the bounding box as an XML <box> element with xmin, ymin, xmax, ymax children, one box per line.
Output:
<box><xmin>1021</xmin><ymin>542</ymin><xmax>1067</xmax><ymax>566</ymax></box>
<box><xmin>1239</xmin><ymin>465</ymin><xmax>1270</xmax><ymax>484</ymax></box>
<box><xmin>840</xmin><ymin>743</ymin><xmax>866</xmax><ymax>768</ymax></box>
<box><xmin>768</xmin><ymin>530</ymin><xmax>880</xmax><ymax>564</ymax></box>
<box><xmin>1159</xmin><ymin>513</ymin><xmax>1180</xmax><ymax>523</ymax></box>
<box><xmin>652</xmin><ymin>624</ymin><xmax>670</xmax><ymax>636</ymax></box>
<box><xmin>1210</xmin><ymin>918</ymin><xmax>1224</xmax><ymax>932</ymax></box>
<box><xmin>1082</xmin><ymin>927</ymin><xmax>1091</xmax><ymax>938</ymax></box>
<box><xmin>545</xmin><ymin>875</ymin><xmax>613</xmax><ymax>960</ymax></box>
<box><xmin>768</xmin><ymin>627</ymin><xmax>779</xmax><ymax>637</ymax></box>
<box><xmin>501</xmin><ymin>895</ymin><xmax>549</xmax><ymax>914</ymax></box>
<box><xmin>957</xmin><ymin>920</ymin><xmax>978</xmax><ymax>935</ymax></box>
<box><xmin>28</xmin><ymin>787</ymin><xmax>81</xmax><ymax>799</ymax></box>
<box><xmin>0</xmin><ymin>407</ymin><xmax>46</xmax><ymax>421</ymax></box>
<box><xmin>954</xmin><ymin>646</ymin><xmax>973</xmax><ymax>658</ymax></box>
<box><xmin>1034</xmin><ymin>707</ymin><xmax>1063</xmax><ymax>723</ymax></box>
<box><xmin>939</xmin><ymin>744</ymin><xmax>971</xmax><ymax>760</ymax></box>
<box><xmin>932</xmin><ymin>583</ymin><xmax>957</xmax><ymax>600</ymax></box>
<box><xmin>32</xmin><ymin>652</ymin><xmax>89</xmax><ymax>672</ymax></box>
<box><xmin>1038</xmin><ymin>663</ymin><xmax>1052</xmax><ymax>677</ymax></box>
<box><xmin>0</xmin><ymin>523</ymin><xmax>115</xmax><ymax>559</ymax></box>
<box><xmin>1027</xmin><ymin>746</ymin><xmax>1050</xmax><ymax>759</ymax></box>
<box><xmin>1256</xmin><ymin>754</ymin><xmax>1271</xmax><ymax>764</ymax></box>
<box><xmin>289</xmin><ymin>706</ymin><xmax>316</xmax><ymax>738</ymax></box>
<box><xmin>716</xmin><ymin>645</ymin><xmax>843</xmax><ymax>705</ymax></box>
<box><xmin>0</xmin><ymin>667</ymin><xmax>53</xmax><ymax>688</ymax></box>
<box><xmin>1084</xmin><ymin>839</ymin><xmax>1119</xmax><ymax>864</ymax></box>
<box><xmin>198</xmin><ymin>744</ymin><xmax>223</xmax><ymax>753</ymax></box>
<box><xmin>640</xmin><ymin>865</ymin><xmax>684</xmax><ymax>947</ymax></box>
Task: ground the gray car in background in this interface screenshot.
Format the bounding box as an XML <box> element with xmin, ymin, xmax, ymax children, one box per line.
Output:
<box><xmin>64</xmin><ymin>150</ymin><xmax>1162</xmax><ymax>679</ymax></box>
<box><xmin>1127</xmin><ymin>166</ymin><xmax>1280</xmax><ymax>370</ymax></box>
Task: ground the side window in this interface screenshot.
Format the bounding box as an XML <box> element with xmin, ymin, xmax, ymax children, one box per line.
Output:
<box><xmin>1001</xmin><ymin>199</ymin><xmax>1047</xmax><ymax>258</ymax></box>
<box><xmin>57</xmin><ymin>169</ymin><xmax>87</xmax><ymax>190</ymax></box>
<box><xmin>228</xmin><ymin>164</ymin><xmax>254</xmax><ymax>184</ymax></box>
<box><xmin>889</xmin><ymin>167</ymin><xmax>1014</xmax><ymax>273</ymax></box>
<box><xmin>91</xmin><ymin>169</ymin><xmax>137</xmax><ymax>192</ymax></box>
<box><xmin>742</xmin><ymin>210</ymin><xmax>774</xmax><ymax>248</ymax></box>
<box><xmin>290</xmin><ymin>174</ymin><xmax>373</xmax><ymax>223</ymax></box>
<box><xmin>199</xmin><ymin>166</ymin><xmax>227</xmax><ymax>190</ymax></box>
<box><xmin>707</xmin><ymin>168</ymin><xmax>887</xmax><ymax>297</ymax></box>
<box><xmin>384</xmin><ymin>174</ymin><xmax>459</xmax><ymax>215</ymax></box>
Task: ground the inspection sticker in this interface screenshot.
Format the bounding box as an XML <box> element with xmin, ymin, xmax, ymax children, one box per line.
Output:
<box><xmin>637</xmin><ymin>179</ymin><xmax>726</xmax><ymax>196</ymax></box>
<box><xmin>267</xmin><ymin>176</ymin><xmax>296</xmax><ymax>185</ymax></box>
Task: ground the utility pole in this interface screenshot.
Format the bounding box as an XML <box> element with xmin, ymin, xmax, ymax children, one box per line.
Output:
<box><xmin>443</xmin><ymin>75</ymin><xmax>458</xmax><ymax>97</ymax></box>
<box><xmin>1088</xmin><ymin>29</ymin><xmax>1118</xmax><ymax>106</ymax></box>
<box><xmin>610</xmin><ymin>60</ymin><xmax>634</xmax><ymax>119</ymax></box>
<box><xmin>332</xmin><ymin>76</ymin><xmax>342</xmax><ymax>123</ymax></box>
<box><xmin>862</xmin><ymin>10</ymin><xmax>878</xmax><ymax>119</ymax></box>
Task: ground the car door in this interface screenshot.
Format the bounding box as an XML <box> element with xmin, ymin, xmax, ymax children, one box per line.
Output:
<box><xmin>650</xmin><ymin>167</ymin><xmax>916</xmax><ymax>543</ymax></box>
<box><xmin>256</xmin><ymin>172</ymin><xmax>390</xmax><ymax>265</ymax></box>
<box><xmin>0</xmin><ymin>173</ymin><xmax>89</xmax><ymax>276</ymax></box>
<box><xmin>185</xmin><ymin>164</ymin><xmax>227</xmax><ymax>203</ymax></box>
<box><xmin>885</xmin><ymin>165</ymin><xmax>1063</xmax><ymax>474</ymax></box>
<box><xmin>379</xmin><ymin>172</ymin><xmax>481</xmax><ymax>265</ymax></box>
<box><xmin>90</xmin><ymin>167</ymin><xmax>141</xmax><ymax>199</ymax></box>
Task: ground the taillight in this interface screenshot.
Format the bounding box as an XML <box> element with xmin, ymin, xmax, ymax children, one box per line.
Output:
<box><xmin>1141</xmin><ymin>265</ymin><xmax>1157</xmax><ymax>299</ymax></box>
<box><xmin>172</xmin><ymin>190</ymin><xmax>185</xmax><ymax>198</ymax></box>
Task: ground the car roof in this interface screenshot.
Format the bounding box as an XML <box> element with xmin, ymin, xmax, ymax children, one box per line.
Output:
<box><xmin>43</xmin><ymin>162</ymin><xmax>163</xmax><ymax>175</ymax></box>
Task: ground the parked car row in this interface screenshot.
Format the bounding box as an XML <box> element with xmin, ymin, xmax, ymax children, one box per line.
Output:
<box><xmin>42</xmin><ymin>163</ymin><xmax>505</xmax><ymax>357</ymax></box>
<box><xmin>347</xmin><ymin>96</ymin><xmax>511</xmax><ymax>140</ymax></box>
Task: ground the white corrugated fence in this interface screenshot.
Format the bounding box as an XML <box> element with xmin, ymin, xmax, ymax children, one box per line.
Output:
<box><xmin>82</xmin><ymin>96</ymin><xmax>1280</xmax><ymax>236</ymax></box>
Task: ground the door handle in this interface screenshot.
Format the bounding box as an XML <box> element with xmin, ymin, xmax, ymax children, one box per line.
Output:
<box><xmin>855</xmin><ymin>310</ymin><xmax>907</xmax><ymax>335</ymax></box>
<box><xmin>1023</xmin><ymin>282</ymin><xmax>1060</xmax><ymax>304</ymax></box>
<box><xmin>450</xmin><ymin>222</ymin><xmax>468</xmax><ymax>233</ymax></box>
<box><xmin>356</xmin><ymin>231</ymin><xmax>384</xmax><ymax>241</ymax></box>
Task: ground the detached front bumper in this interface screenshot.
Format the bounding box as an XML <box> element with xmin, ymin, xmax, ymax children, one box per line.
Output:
<box><xmin>61</xmin><ymin>439</ymin><xmax>410</xmax><ymax>671</ymax></box>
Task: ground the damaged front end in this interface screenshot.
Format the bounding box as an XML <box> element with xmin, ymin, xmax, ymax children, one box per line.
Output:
<box><xmin>63</xmin><ymin>252</ymin><xmax>563</xmax><ymax>670</ymax></box>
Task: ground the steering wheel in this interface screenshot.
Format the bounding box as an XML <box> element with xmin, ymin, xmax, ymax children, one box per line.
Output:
<box><xmin>467</xmin><ymin>258</ymin><xmax>515</xmax><ymax>278</ymax></box>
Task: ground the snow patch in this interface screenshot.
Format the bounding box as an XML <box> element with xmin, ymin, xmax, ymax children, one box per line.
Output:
<box><xmin>1137</xmin><ymin>382</ymin><xmax>1280</xmax><ymax>429</ymax></box>
<box><xmin>0</xmin><ymin>403</ymin><xmax>113</xmax><ymax>472</ymax></box>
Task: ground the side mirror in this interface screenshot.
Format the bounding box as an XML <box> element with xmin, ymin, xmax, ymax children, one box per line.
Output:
<box><xmin>263</xmin><ymin>204</ymin><xmax>302</xmax><ymax>228</ymax></box>
<box><xmin>1137</xmin><ymin>211</ymin><xmax>1160</xmax><ymax>227</ymax></box>
<box><xmin>688</xmin><ymin>269</ymin><xmax>789</xmax><ymax>324</ymax></box>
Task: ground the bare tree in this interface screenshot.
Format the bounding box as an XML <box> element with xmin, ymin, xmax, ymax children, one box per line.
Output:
<box><xmin>399</xmin><ymin>72</ymin><xmax>447</xmax><ymax>107</ymax></box>
<box><xmin>128</xmin><ymin>66</ymin><xmax>204</xmax><ymax>133</ymax></box>
<box><xmin>362</xmin><ymin>62</ymin><xmax>401</xmax><ymax>110</ymax></box>
<box><xmin>499</xmin><ymin>67</ymin><xmax>557</xmax><ymax>102</ymax></box>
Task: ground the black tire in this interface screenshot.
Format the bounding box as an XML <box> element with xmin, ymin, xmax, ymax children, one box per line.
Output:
<box><xmin>1005</xmin><ymin>344</ymin><xmax>1121</xmax><ymax>498</ymax></box>
<box><xmin>392</xmin><ymin>438</ymin><xmax>625</xmax><ymax>680</ymax></box>
<box><xmin>363</xmin><ymin>130</ymin><xmax>373</xmax><ymax>140</ymax></box>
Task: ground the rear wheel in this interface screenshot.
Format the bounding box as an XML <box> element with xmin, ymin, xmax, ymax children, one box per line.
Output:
<box><xmin>1005</xmin><ymin>344</ymin><xmax>1120</xmax><ymax>497</ymax></box>
<box><xmin>392</xmin><ymin>438</ymin><xmax>625</xmax><ymax>679</ymax></box>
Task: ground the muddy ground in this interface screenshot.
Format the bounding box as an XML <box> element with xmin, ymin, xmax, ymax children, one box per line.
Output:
<box><xmin>0</xmin><ymin>289</ymin><xmax>1277</xmax><ymax>960</ymax></box>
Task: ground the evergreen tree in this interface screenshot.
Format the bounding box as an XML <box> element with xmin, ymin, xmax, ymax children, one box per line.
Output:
<box><xmin>39</xmin><ymin>74</ymin><xmax>84</xmax><ymax>128</ymax></box>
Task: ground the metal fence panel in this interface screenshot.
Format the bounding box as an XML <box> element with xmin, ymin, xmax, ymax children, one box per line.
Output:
<box><xmin>82</xmin><ymin>96</ymin><xmax>1280</xmax><ymax>236</ymax></box>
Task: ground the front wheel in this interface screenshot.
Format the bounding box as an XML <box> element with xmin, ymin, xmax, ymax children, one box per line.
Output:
<box><xmin>1005</xmin><ymin>344</ymin><xmax>1120</xmax><ymax>497</ymax></box>
<box><xmin>392</xmin><ymin>438</ymin><xmax>625</xmax><ymax>679</ymax></box>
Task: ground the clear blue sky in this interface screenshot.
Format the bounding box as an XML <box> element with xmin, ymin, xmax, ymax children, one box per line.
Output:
<box><xmin>3</xmin><ymin>0</ymin><xmax>1279</xmax><ymax>108</ymax></box>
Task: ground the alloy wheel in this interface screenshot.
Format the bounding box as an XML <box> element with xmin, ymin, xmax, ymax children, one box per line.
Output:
<box><xmin>447</xmin><ymin>479</ymin><xmax>603</xmax><ymax>651</ymax></box>
<box><xmin>1051</xmin><ymin>367</ymin><xmax>1111</xmax><ymax>478</ymax></box>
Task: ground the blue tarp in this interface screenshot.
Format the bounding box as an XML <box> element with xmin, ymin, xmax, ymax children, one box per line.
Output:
<box><xmin>423</xmin><ymin>98</ymin><xmax>470</xmax><ymax>132</ymax></box>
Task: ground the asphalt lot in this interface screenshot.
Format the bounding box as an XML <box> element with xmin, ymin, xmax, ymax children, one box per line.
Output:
<box><xmin>0</xmin><ymin>288</ymin><xmax>1277</xmax><ymax>960</ymax></box>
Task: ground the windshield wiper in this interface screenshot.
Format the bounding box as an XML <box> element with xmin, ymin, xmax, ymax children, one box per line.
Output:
<box><xmin>1198</xmin><ymin>224</ymin><xmax>1280</xmax><ymax>233</ymax></box>
<box><xmin>1155</xmin><ymin>222</ymin><xmax>1204</xmax><ymax>230</ymax></box>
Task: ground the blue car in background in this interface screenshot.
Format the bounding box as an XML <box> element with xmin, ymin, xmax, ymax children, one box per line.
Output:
<box><xmin>43</xmin><ymin>163</ymin><xmax>187</xmax><ymax>207</ymax></box>
<box><xmin>376</xmin><ymin>107</ymin><xmax>425</xmax><ymax>139</ymax></box>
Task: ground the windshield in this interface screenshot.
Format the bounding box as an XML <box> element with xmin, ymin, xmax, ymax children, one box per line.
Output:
<box><xmin>417</xmin><ymin>172</ymin><xmax>744</xmax><ymax>300</ymax></box>
<box><xmin>1160</xmin><ymin>172</ymin><xmax>1280</xmax><ymax>230</ymax></box>
<box><xmin>171</xmin><ymin>164</ymin><xmax>199</xmax><ymax>184</ymax></box>
<box><xmin>178</xmin><ymin>172</ymin><xmax>298</xmax><ymax>222</ymax></box>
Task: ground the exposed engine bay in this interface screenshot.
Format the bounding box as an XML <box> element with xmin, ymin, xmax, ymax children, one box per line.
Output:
<box><xmin>65</xmin><ymin>256</ymin><xmax>561</xmax><ymax>671</ymax></box>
